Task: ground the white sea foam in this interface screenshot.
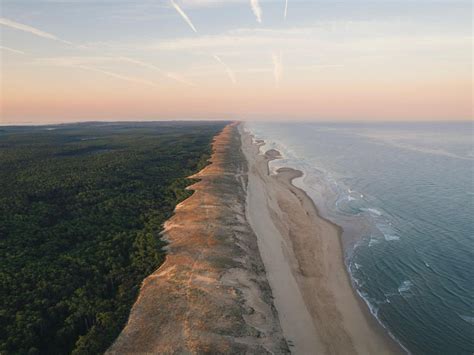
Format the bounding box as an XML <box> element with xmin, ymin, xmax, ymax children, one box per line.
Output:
<box><xmin>375</xmin><ymin>221</ymin><xmax>400</xmax><ymax>242</ymax></box>
<box><xmin>356</xmin><ymin>288</ymin><xmax>380</xmax><ymax>317</ymax></box>
<box><xmin>361</xmin><ymin>207</ymin><xmax>382</xmax><ymax>216</ymax></box>
<box><xmin>384</xmin><ymin>234</ymin><xmax>400</xmax><ymax>241</ymax></box>
<box><xmin>369</xmin><ymin>237</ymin><xmax>380</xmax><ymax>247</ymax></box>
<box><xmin>335</xmin><ymin>194</ymin><xmax>357</xmax><ymax>209</ymax></box>
<box><xmin>459</xmin><ymin>315</ymin><xmax>474</xmax><ymax>325</ymax></box>
<box><xmin>398</xmin><ymin>280</ymin><xmax>413</xmax><ymax>294</ymax></box>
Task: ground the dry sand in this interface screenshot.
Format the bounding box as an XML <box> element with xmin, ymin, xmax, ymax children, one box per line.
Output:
<box><xmin>241</xmin><ymin>125</ymin><xmax>401</xmax><ymax>355</ymax></box>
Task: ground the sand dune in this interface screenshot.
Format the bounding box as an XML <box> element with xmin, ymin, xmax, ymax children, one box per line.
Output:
<box><xmin>107</xmin><ymin>123</ymin><xmax>288</xmax><ymax>354</ymax></box>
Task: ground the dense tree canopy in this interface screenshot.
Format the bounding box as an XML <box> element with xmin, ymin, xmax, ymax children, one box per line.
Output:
<box><xmin>0</xmin><ymin>121</ymin><xmax>227</xmax><ymax>354</ymax></box>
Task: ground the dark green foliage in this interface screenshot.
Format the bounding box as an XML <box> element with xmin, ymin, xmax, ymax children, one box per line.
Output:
<box><xmin>0</xmin><ymin>121</ymin><xmax>227</xmax><ymax>354</ymax></box>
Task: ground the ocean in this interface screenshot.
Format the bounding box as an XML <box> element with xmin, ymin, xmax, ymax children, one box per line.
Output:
<box><xmin>245</xmin><ymin>121</ymin><xmax>474</xmax><ymax>354</ymax></box>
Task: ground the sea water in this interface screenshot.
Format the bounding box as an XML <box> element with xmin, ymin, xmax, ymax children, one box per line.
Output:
<box><xmin>245</xmin><ymin>121</ymin><xmax>474</xmax><ymax>354</ymax></box>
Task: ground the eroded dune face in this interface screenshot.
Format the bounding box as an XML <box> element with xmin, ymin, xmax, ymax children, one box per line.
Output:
<box><xmin>107</xmin><ymin>123</ymin><xmax>288</xmax><ymax>354</ymax></box>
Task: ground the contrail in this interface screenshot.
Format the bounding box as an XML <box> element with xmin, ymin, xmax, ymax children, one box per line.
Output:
<box><xmin>170</xmin><ymin>0</ymin><xmax>197</xmax><ymax>33</ymax></box>
<box><xmin>272</xmin><ymin>52</ymin><xmax>282</xmax><ymax>88</ymax></box>
<box><xmin>0</xmin><ymin>45</ymin><xmax>25</xmax><ymax>54</ymax></box>
<box><xmin>250</xmin><ymin>0</ymin><xmax>262</xmax><ymax>23</ymax></box>
<box><xmin>75</xmin><ymin>65</ymin><xmax>159</xmax><ymax>88</ymax></box>
<box><xmin>284</xmin><ymin>0</ymin><xmax>288</xmax><ymax>20</ymax></box>
<box><xmin>0</xmin><ymin>17</ymin><xmax>194</xmax><ymax>87</ymax></box>
<box><xmin>118</xmin><ymin>56</ymin><xmax>196</xmax><ymax>86</ymax></box>
<box><xmin>213</xmin><ymin>55</ymin><xmax>236</xmax><ymax>85</ymax></box>
<box><xmin>118</xmin><ymin>57</ymin><xmax>166</xmax><ymax>72</ymax></box>
<box><xmin>166</xmin><ymin>72</ymin><xmax>196</xmax><ymax>87</ymax></box>
<box><xmin>0</xmin><ymin>17</ymin><xmax>72</xmax><ymax>45</ymax></box>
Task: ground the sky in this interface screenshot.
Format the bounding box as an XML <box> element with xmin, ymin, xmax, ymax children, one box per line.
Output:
<box><xmin>0</xmin><ymin>0</ymin><xmax>472</xmax><ymax>124</ymax></box>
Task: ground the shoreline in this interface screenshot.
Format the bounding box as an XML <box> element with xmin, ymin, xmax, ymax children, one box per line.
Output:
<box><xmin>241</xmin><ymin>124</ymin><xmax>402</xmax><ymax>354</ymax></box>
<box><xmin>280</xmin><ymin>166</ymin><xmax>406</xmax><ymax>354</ymax></box>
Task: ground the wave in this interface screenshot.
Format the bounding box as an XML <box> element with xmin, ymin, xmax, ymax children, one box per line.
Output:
<box><xmin>384</xmin><ymin>234</ymin><xmax>400</xmax><ymax>241</ymax></box>
<box><xmin>369</xmin><ymin>237</ymin><xmax>381</xmax><ymax>247</ymax></box>
<box><xmin>350</xmin><ymin>270</ymin><xmax>412</xmax><ymax>354</ymax></box>
<box><xmin>361</xmin><ymin>207</ymin><xmax>382</xmax><ymax>216</ymax></box>
<box><xmin>398</xmin><ymin>280</ymin><xmax>413</xmax><ymax>294</ymax></box>
<box><xmin>335</xmin><ymin>194</ymin><xmax>358</xmax><ymax>210</ymax></box>
<box><xmin>459</xmin><ymin>315</ymin><xmax>474</xmax><ymax>325</ymax></box>
<box><xmin>375</xmin><ymin>221</ymin><xmax>401</xmax><ymax>242</ymax></box>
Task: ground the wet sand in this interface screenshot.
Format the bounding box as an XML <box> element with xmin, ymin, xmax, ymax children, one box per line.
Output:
<box><xmin>241</xmin><ymin>126</ymin><xmax>401</xmax><ymax>354</ymax></box>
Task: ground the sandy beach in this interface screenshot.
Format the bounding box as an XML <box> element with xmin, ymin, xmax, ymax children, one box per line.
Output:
<box><xmin>241</xmin><ymin>125</ymin><xmax>401</xmax><ymax>354</ymax></box>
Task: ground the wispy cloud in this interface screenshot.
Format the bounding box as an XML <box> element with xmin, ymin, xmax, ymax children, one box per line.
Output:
<box><xmin>272</xmin><ymin>52</ymin><xmax>282</xmax><ymax>88</ymax></box>
<box><xmin>144</xmin><ymin>24</ymin><xmax>470</xmax><ymax>59</ymax></box>
<box><xmin>179</xmin><ymin>0</ymin><xmax>246</xmax><ymax>7</ymax></box>
<box><xmin>213</xmin><ymin>54</ymin><xmax>236</xmax><ymax>84</ymax></box>
<box><xmin>171</xmin><ymin>0</ymin><xmax>198</xmax><ymax>33</ymax></box>
<box><xmin>250</xmin><ymin>0</ymin><xmax>262</xmax><ymax>23</ymax></box>
<box><xmin>166</xmin><ymin>72</ymin><xmax>196</xmax><ymax>87</ymax></box>
<box><xmin>284</xmin><ymin>0</ymin><xmax>288</xmax><ymax>20</ymax></box>
<box><xmin>118</xmin><ymin>56</ymin><xmax>165</xmax><ymax>72</ymax></box>
<box><xmin>75</xmin><ymin>65</ymin><xmax>159</xmax><ymax>88</ymax></box>
<box><xmin>0</xmin><ymin>45</ymin><xmax>25</xmax><ymax>54</ymax></box>
<box><xmin>118</xmin><ymin>56</ymin><xmax>196</xmax><ymax>86</ymax></box>
<box><xmin>38</xmin><ymin>56</ymin><xmax>196</xmax><ymax>87</ymax></box>
<box><xmin>0</xmin><ymin>15</ymin><xmax>196</xmax><ymax>88</ymax></box>
<box><xmin>0</xmin><ymin>17</ymin><xmax>72</xmax><ymax>45</ymax></box>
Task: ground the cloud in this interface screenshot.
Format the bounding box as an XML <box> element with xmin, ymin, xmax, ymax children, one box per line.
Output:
<box><xmin>165</xmin><ymin>72</ymin><xmax>196</xmax><ymax>87</ymax></box>
<box><xmin>143</xmin><ymin>23</ymin><xmax>470</xmax><ymax>59</ymax></box>
<box><xmin>250</xmin><ymin>0</ymin><xmax>262</xmax><ymax>23</ymax></box>
<box><xmin>0</xmin><ymin>17</ymin><xmax>72</xmax><ymax>45</ymax></box>
<box><xmin>170</xmin><ymin>0</ymin><xmax>198</xmax><ymax>33</ymax></box>
<box><xmin>284</xmin><ymin>0</ymin><xmax>288</xmax><ymax>20</ymax></box>
<box><xmin>38</xmin><ymin>56</ymin><xmax>196</xmax><ymax>87</ymax></box>
<box><xmin>0</xmin><ymin>17</ymin><xmax>198</xmax><ymax>88</ymax></box>
<box><xmin>115</xmin><ymin>56</ymin><xmax>196</xmax><ymax>86</ymax></box>
<box><xmin>74</xmin><ymin>65</ymin><xmax>160</xmax><ymax>88</ymax></box>
<box><xmin>272</xmin><ymin>52</ymin><xmax>282</xmax><ymax>88</ymax></box>
<box><xmin>213</xmin><ymin>55</ymin><xmax>237</xmax><ymax>84</ymax></box>
<box><xmin>0</xmin><ymin>45</ymin><xmax>25</xmax><ymax>54</ymax></box>
<box><xmin>179</xmin><ymin>0</ymin><xmax>246</xmax><ymax>7</ymax></box>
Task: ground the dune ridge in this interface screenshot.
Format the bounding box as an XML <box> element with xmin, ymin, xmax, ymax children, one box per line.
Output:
<box><xmin>107</xmin><ymin>122</ymin><xmax>289</xmax><ymax>354</ymax></box>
